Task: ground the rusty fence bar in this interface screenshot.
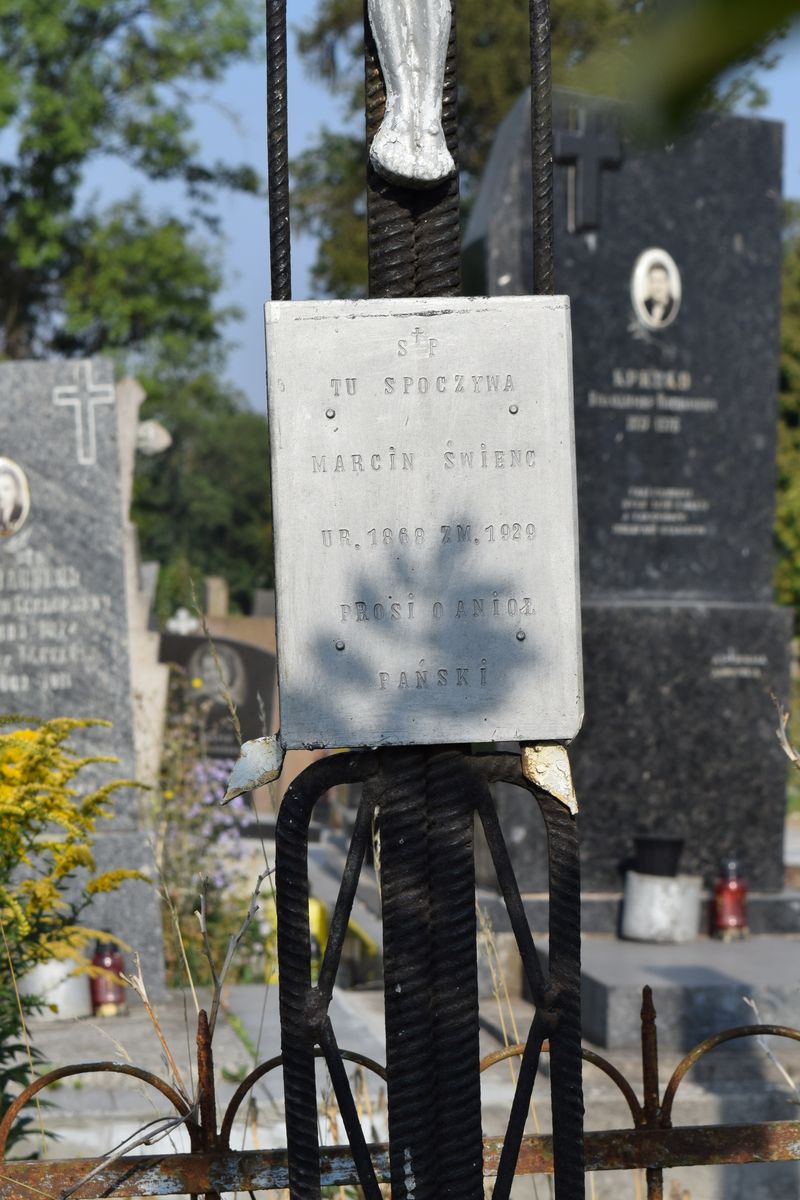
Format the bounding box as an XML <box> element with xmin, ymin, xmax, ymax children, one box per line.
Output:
<box><xmin>3</xmin><ymin>1122</ymin><xmax>800</xmax><ymax>1198</ymax></box>
<box><xmin>266</xmin><ymin>0</ymin><xmax>291</xmax><ymax>299</ymax></box>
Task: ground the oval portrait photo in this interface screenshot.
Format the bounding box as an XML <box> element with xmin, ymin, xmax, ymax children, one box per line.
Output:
<box><xmin>188</xmin><ymin>641</ymin><xmax>247</xmax><ymax>706</ymax></box>
<box><xmin>0</xmin><ymin>457</ymin><xmax>31</xmax><ymax>539</ymax></box>
<box><xmin>631</xmin><ymin>247</ymin><xmax>682</xmax><ymax>331</ymax></box>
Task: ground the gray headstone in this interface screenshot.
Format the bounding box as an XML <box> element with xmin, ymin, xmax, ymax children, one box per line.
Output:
<box><xmin>0</xmin><ymin>359</ymin><xmax>165</xmax><ymax>989</ymax></box>
<box><xmin>252</xmin><ymin>588</ymin><xmax>276</xmax><ymax>618</ymax></box>
<box><xmin>466</xmin><ymin>92</ymin><xmax>792</xmax><ymax>900</ymax></box>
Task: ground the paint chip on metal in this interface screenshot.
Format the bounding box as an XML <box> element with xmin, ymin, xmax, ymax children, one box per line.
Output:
<box><xmin>223</xmin><ymin>735</ymin><xmax>285</xmax><ymax>802</ymax></box>
<box><xmin>521</xmin><ymin>742</ymin><xmax>578</xmax><ymax>814</ymax></box>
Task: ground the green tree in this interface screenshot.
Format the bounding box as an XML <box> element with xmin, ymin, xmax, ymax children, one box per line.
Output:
<box><xmin>0</xmin><ymin>0</ymin><xmax>274</xmax><ymax>613</ymax></box>
<box><xmin>0</xmin><ymin>0</ymin><xmax>262</xmax><ymax>360</ymax></box>
<box><xmin>133</xmin><ymin>370</ymin><xmax>273</xmax><ymax>620</ymax></box>
<box><xmin>292</xmin><ymin>0</ymin><xmax>779</xmax><ymax>297</ymax></box>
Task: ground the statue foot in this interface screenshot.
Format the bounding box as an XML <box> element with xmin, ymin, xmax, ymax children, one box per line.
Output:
<box><xmin>370</xmin><ymin>113</ymin><xmax>455</xmax><ymax>189</ymax></box>
<box><xmin>420</xmin><ymin>118</ymin><xmax>456</xmax><ymax>183</ymax></box>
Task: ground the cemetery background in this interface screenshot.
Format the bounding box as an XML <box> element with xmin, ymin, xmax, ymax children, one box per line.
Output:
<box><xmin>3</xmin><ymin>2</ymin><xmax>800</xmax><ymax>1200</ymax></box>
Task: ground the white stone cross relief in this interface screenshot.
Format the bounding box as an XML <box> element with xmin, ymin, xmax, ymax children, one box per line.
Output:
<box><xmin>367</xmin><ymin>0</ymin><xmax>456</xmax><ymax>188</ymax></box>
<box><xmin>166</xmin><ymin>606</ymin><xmax>202</xmax><ymax>636</ymax></box>
<box><xmin>52</xmin><ymin>362</ymin><xmax>115</xmax><ymax>466</ymax></box>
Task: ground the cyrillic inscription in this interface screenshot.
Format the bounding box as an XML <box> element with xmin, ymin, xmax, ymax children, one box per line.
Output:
<box><xmin>612</xmin><ymin>485</ymin><xmax>710</xmax><ymax>538</ymax></box>
<box><xmin>710</xmin><ymin>651</ymin><xmax>767</xmax><ymax>681</ymax></box>
<box><xmin>0</xmin><ymin>548</ymin><xmax>113</xmax><ymax>692</ymax></box>
<box><xmin>593</xmin><ymin>365</ymin><xmax>719</xmax><ymax>541</ymax></box>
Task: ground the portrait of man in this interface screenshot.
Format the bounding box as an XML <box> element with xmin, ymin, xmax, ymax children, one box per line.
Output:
<box><xmin>0</xmin><ymin>458</ymin><xmax>30</xmax><ymax>537</ymax></box>
<box><xmin>631</xmin><ymin>248</ymin><xmax>682</xmax><ymax>331</ymax></box>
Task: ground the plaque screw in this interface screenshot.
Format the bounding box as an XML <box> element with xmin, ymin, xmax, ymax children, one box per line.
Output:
<box><xmin>335</xmin><ymin>640</ymin><xmax>345</xmax><ymax>651</ymax></box>
<box><xmin>509</xmin><ymin>404</ymin><xmax>519</xmax><ymax>415</ymax></box>
<box><xmin>516</xmin><ymin>630</ymin><xmax>526</xmax><ymax>642</ymax></box>
<box><xmin>326</xmin><ymin>408</ymin><xmax>336</xmax><ymax>419</ymax></box>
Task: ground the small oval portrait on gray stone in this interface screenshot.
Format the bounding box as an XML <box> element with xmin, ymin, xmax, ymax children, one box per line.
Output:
<box><xmin>0</xmin><ymin>457</ymin><xmax>30</xmax><ymax>538</ymax></box>
<box><xmin>631</xmin><ymin>248</ymin><xmax>681</xmax><ymax>331</ymax></box>
<box><xmin>188</xmin><ymin>642</ymin><xmax>246</xmax><ymax>706</ymax></box>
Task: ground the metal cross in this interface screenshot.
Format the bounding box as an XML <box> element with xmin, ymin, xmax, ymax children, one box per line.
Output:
<box><xmin>52</xmin><ymin>362</ymin><xmax>115</xmax><ymax>467</ymax></box>
<box><xmin>554</xmin><ymin>109</ymin><xmax>622</xmax><ymax>233</ymax></box>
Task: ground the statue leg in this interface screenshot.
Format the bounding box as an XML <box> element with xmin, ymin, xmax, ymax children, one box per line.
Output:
<box><xmin>368</xmin><ymin>0</ymin><xmax>455</xmax><ymax>188</ymax></box>
<box><xmin>417</xmin><ymin>0</ymin><xmax>453</xmax><ymax>173</ymax></box>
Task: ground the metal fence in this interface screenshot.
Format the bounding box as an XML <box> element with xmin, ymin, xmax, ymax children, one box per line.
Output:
<box><xmin>1</xmin><ymin>755</ymin><xmax>799</xmax><ymax>1199</ymax></box>
<box><xmin>1</xmin><ymin>980</ymin><xmax>799</xmax><ymax>1199</ymax></box>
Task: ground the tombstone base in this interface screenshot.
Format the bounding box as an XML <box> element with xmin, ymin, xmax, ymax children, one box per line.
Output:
<box><xmin>476</xmin><ymin>888</ymin><xmax>800</xmax><ymax>939</ymax></box>
<box><xmin>577</xmin><ymin>600</ymin><xmax>792</xmax><ymax>892</ymax></box>
<box><xmin>579</xmin><ymin>935</ymin><xmax>800</xmax><ymax>1049</ymax></box>
<box><xmin>475</xmin><ymin>600</ymin><xmax>792</xmax><ymax>897</ymax></box>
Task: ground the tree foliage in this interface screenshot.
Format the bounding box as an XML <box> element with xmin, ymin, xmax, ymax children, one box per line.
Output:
<box><xmin>616</xmin><ymin>0</ymin><xmax>794</xmax><ymax>124</ymax></box>
<box><xmin>0</xmin><ymin>0</ymin><xmax>262</xmax><ymax>361</ymax></box>
<box><xmin>0</xmin><ymin>717</ymin><xmax>141</xmax><ymax>1153</ymax></box>
<box><xmin>133</xmin><ymin>371</ymin><xmax>273</xmax><ymax>620</ymax></box>
<box><xmin>0</xmin><ymin>0</ymin><xmax>274</xmax><ymax>614</ymax></box>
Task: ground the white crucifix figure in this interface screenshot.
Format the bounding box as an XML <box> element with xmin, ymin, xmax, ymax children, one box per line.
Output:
<box><xmin>368</xmin><ymin>0</ymin><xmax>455</xmax><ymax>188</ymax></box>
<box><xmin>52</xmin><ymin>362</ymin><xmax>115</xmax><ymax>467</ymax></box>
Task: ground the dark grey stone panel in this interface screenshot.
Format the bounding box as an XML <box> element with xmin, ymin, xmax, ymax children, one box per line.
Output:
<box><xmin>465</xmin><ymin>90</ymin><xmax>784</xmax><ymax>604</ymax></box>
<box><xmin>477</xmin><ymin>602</ymin><xmax>790</xmax><ymax>895</ymax></box>
<box><xmin>575</xmin><ymin>602</ymin><xmax>791</xmax><ymax>892</ymax></box>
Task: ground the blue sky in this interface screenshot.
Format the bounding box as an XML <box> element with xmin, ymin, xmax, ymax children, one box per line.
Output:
<box><xmin>102</xmin><ymin>9</ymin><xmax>800</xmax><ymax>411</ymax></box>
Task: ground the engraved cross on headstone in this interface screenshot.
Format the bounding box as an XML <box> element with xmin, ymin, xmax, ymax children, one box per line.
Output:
<box><xmin>166</xmin><ymin>606</ymin><xmax>201</xmax><ymax>636</ymax></box>
<box><xmin>52</xmin><ymin>362</ymin><xmax>115</xmax><ymax>466</ymax></box>
<box><xmin>554</xmin><ymin>108</ymin><xmax>622</xmax><ymax>233</ymax></box>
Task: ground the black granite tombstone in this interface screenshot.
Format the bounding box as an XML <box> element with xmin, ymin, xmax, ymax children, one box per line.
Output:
<box><xmin>159</xmin><ymin>633</ymin><xmax>276</xmax><ymax>758</ymax></box>
<box><xmin>465</xmin><ymin>91</ymin><xmax>792</xmax><ymax>907</ymax></box>
<box><xmin>0</xmin><ymin>359</ymin><xmax>165</xmax><ymax>983</ymax></box>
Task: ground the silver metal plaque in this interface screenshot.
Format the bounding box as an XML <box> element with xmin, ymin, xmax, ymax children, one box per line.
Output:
<box><xmin>266</xmin><ymin>296</ymin><xmax>583</xmax><ymax>748</ymax></box>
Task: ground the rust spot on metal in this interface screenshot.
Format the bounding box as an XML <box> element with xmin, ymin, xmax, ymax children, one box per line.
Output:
<box><xmin>480</xmin><ymin>1040</ymin><xmax>644</xmax><ymax>1127</ymax></box>
<box><xmin>196</xmin><ymin>1009</ymin><xmax>220</xmax><ymax>1152</ymax></box>
<box><xmin>0</xmin><ymin>1063</ymin><xmax>197</xmax><ymax>1162</ymax></box>
<box><xmin>219</xmin><ymin>1047</ymin><xmax>387</xmax><ymax>1149</ymax></box>
<box><xmin>661</xmin><ymin>1025</ymin><xmax>800</xmax><ymax>1127</ymax></box>
<box><xmin>2</xmin><ymin>1124</ymin><xmax>800</xmax><ymax>1198</ymax></box>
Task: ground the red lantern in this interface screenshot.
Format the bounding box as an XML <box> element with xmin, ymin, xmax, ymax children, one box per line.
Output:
<box><xmin>711</xmin><ymin>860</ymin><xmax>748</xmax><ymax>940</ymax></box>
<box><xmin>90</xmin><ymin>936</ymin><xmax>127</xmax><ymax>1016</ymax></box>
